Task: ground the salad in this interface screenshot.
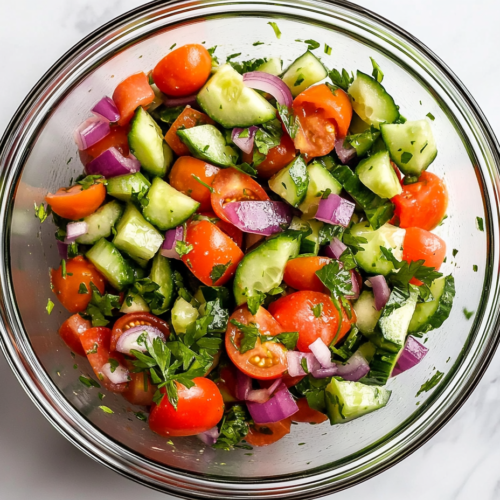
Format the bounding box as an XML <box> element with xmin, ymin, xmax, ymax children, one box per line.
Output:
<box><xmin>40</xmin><ymin>35</ymin><xmax>455</xmax><ymax>449</ymax></box>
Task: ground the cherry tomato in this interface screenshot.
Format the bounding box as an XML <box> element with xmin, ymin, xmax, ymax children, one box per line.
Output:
<box><xmin>112</xmin><ymin>72</ymin><xmax>155</xmax><ymax>127</ymax></box>
<box><xmin>165</xmin><ymin>107</ymin><xmax>215</xmax><ymax>156</ymax></box>
<box><xmin>245</xmin><ymin>417</ymin><xmax>292</xmax><ymax>447</ymax></box>
<box><xmin>225</xmin><ymin>306</ymin><xmax>287</xmax><ymax>380</ymax></box>
<box><xmin>392</xmin><ymin>171</ymin><xmax>448</xmax><ymax>231</ymax></box>
<box><xmin>153</xmin><ymin>44</ymin><xmax>212</xmax><ymax>97</ymax></box>
<box><xmin>292</xmin><ymin>398</ymin><xmax>328</xmax><ymax>424</ymax></box>
<box><xmin>45</xmin><ymin>182</ymin><xmax>106</xmax><ymax>220</ymax></box>
<box><xmin>148</xmin><ymin>377</ymin><xmax>224</xmax><ymax>437</ymax></box>
<box><xmin>169</xmin><ymin>157</ymin><xmax>220</xmax><ymax>212</ymax></box>
<box><xmin>51</xmin><ymin>256</ymin><xmax>105</xmax><ymax>313</ymax></box>
<box><xmin>198</xmin><ymin>211</ymin><xmax>243</xmax><ymax>248</ymax></box>
<box><xmin>216</xmin><ymin>364</ymin><xmax>239</xmax><ymax>403</ymax></box>
<box><xmin>58</xmin><ymin>313</ymin><xmax>92</xmax><ymax>356</ymax></box>
<box><xmin>80</xmin><ymin>327</ymin><xmax>128</xmax><ymax>393</ymax></box>
<box><xmin>283</xmin><ymin>256</ymin><xmax>331</xmax><ymax>292</ymax></box>
<box><xmin>403</xmin><ymin>227</ymin><xmax>446</xmax><ymax>285</ymax></box>
<box><xmin>110</xmin><ymin>312</ymin><xmax>170</xmax><ymax>352</ymax></box>
<box><xmin>211</xmin><ymin>168</ymin><xmax>270</xmax><ymax>224</ymax></box>
<box><xmin>122</xmin><ymin>371</ymin><xmax>157</xmax><ymax>406</ymax></box>
<box><xmin>84</xmin><ymin>125</ymin><xmax>130</xmax><ymax>160</ymax></box>
<box><xmin>268</xmin><ymin>291</ymin><xmax>356</xmax><ymax>352</ymax></box>
<box><xmin>182</xmin><ymin>219</ymin><xmax>243</xmax><ymax>286</ymax></box>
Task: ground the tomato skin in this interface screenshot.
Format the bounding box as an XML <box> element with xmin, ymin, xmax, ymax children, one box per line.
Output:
<box><xmin>112</xmin><ymin>72</ymin><xmax>155</xmax><ymax>127</ymax></box>
<box><xmin>153</xmin><ymin>44</ymin><xmax>212</xmax><ymax>97</ymax></box>
<box><xmin>110</xmin><ymin>312</ymin><xmax>171</xmax><ymax>352</ymax></box>
<box><xmin>225</xmin><ymin>306</ymin><xmax>288</xmax><ymax>380</ymax></box>
<box><xmin>245</xmin><ymin>418</ymin><xmax>292</xmax><ymax>447</ymax></box>
<box><xmin>198</xmin><ymin>211</ymin><xmax>243</xmax><ymax>248</ymax></box>
<box><xmin>169</xmin><ymin>157</ymin><xmax>220</xmax><ymax>212</ymax></box>
<box><xmin>268</xmin><ymin>291</ymin><xmax>355</xmax><ymax>352</ymax></box>
<box><xmin>84</xmin><ymin>125</ymin><xmax>130</xmax><ymax>161</ymax></box>
<box><xmin>292</xmin><ymin>398</ymin><xmax>328</xmax><ymax>423</ymax></box>
<box><xmin>165</xmin><ymin>107</ymin><xmax>214</xmax><ymax>156</ymax></box>
<box><xmin>51</xmin><ymin>256</ymin><xmax>105</xmax><ymax>313</ymax></box>
<box><xmin>148</xmin><ymin>377</ymin><xmax>224</xmax><ymax>437</ymax></box>
<box><xmin>392</xmin><ymin>171</ymin><xmax>448</xmax><ymax>231</ymax></box>
<box><xmin>182</xmin><ymin>219</ymin><xmax>243</xmax><ymax>286</ymax></box>
<box><xmin>283</xmin><ymin>256</ymin><xmax>331</xmax><ymax>292</ymax></box>
<box><xmin>122</xmin><ymin>371</ymin><xmax>157</xmax><ymax>406</ymax></box>
<box><xmin>211</xmin><ymin>168</ymin><xmax>270</xmax><ymax>223</ymax></box>
<box><xmin>216</xmin><ymin>365</ymin><xmax>239</xmax><ymax>403</ymax></box>
<box><xmin>45</xmin><ymin>183</ymin><xmax>106</xmax><ymax>220</ymax></box>
<box><xmin>58</xmin><ymin>314</ymin><xmax>92</xmax><ymax>356</ymax></box>
<box><xmin>403</xmin><ymin>227</ymin><xmax>446</xmax><ymax>285</ymax></box>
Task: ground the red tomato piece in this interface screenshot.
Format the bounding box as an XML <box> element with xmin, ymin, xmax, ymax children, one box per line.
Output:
<box><xmin>216</xmin><ymin>364</ymin><xmax>239</xmax><ymax>403</ymax></box>
<box><xmin>122</xmin><ymin>371</ymin><xmax>157</xmax><ymax>406</ymax></box>
<box><xmin>198</xmin><ymin>211</ymin><xmax>243</xmax><ymax>248</ymax></box>
<box><xmin>58</xmin><ymin>314</ymin><xmax>92</xmax><ymax>356</ymax></box>
<box><xmin>245</xmin><ymin>418</ymin><xmax>292</xmax><ymax>447</ymax></box>
<box><xmin>292</xmin><ymin>398</ymin><xmax>328</xmax><ymax>424</ymax></box>
<box><xmin>148</xmin><ymin>377</ymin><xmax>224</xmax><ymax>437</ymax></box>
<box><xmin>283</xmin><ymin>256</ymin><xmax>331</xmax><ymax>292</ymax></box>
<box><xmin>84</xmin><ymin>125</ymin><xmax>130</xmax><ymax>160</ymax></box>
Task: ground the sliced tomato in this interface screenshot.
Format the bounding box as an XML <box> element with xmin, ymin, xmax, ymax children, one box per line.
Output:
<box><xmin>198</xmin><ymin>211</ymin><xmax>243</xmax><ymax>248</ymax></box>
<box><xmin>58</xmin><ymin>313</ymin><xmax>92</xmax><ymax>356</ymax></box>
<box><xmin>110</xmin><ymin>312</ymin><xmax>171</xmax><ymax>352</ymax></box>
<box><xmin>148</xmin><ymin>377</ymin><xmax>224</xmax><ymax>437</ymax></box>
<box><xmin>51</xmin><ymin>256</ymin><xmax>105</xmax><ymax>313</ymax></box>
<box><xmin>216</xmin><ymin>364</ymin><xmax>239</xmax><ymax>403</ymax></box>
<box><xmin>211</xmin><ymin>168</ymin><xmax>270</xmax><ymax>223</ymax></box>
<box><xmin>165</xmin><ymin>107</ymin><xmax>214</xmax><ymax>156</ymax></box>
<box><xmin>112</xmin><ymin>72</ymin><xmax>155</xmax><ymax>127</ymax></box>
<box><xmin>84</xmin><ymin>125</ymin><xmax>130</xmax><ymax>161</ymax></box>
<box><xmin>122</xmin><ymin>370</ymin><xmax>157</xmax><ymax>406</ymax></box>
<box><xmin>169</xmin><ymin>157</ymin><xmax>220</xmax><ymax>212</ymax></box>
<box><xmin>403</xmin><ymin>227</ymin><xmax>446</xmax><ymax>285</ymax></box>
<box><xmin>268</xmin><ymin>291</ymin><xmax>356</xmax><ymax>352</ymax></box>
<box><xmin>245</xmin><ymin>417</ymin><xmax>292</xmax><ymax>447</ymax></box>
<box><xmin>392</xmin><ymin>171</ymin><xmax>448</xmax><ymax>231</ymax></box>
<box><xmin>292</xmin><ymin>398</ymin><xmax>328</xmax><ymax>424</ymax></box>
<box><xmin>283</xmin><ymin>256</ymin><xmax>331</xmax><ymax>292</ymax></box>
<box><xmin>225</xmin><ymin>305</ymin><xmax>287</xmax><ymax>380</ymax></box>
<box><xmin>182</xmin><ymin>219</ymin><xmax>243</xmax><ymax>286</ymax></box>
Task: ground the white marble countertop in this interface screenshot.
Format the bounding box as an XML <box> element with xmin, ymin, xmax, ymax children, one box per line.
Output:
<box><xmin>1</xmin><ymin>1</ymin><xmax>499</xmax><ymax>498</ymax></box>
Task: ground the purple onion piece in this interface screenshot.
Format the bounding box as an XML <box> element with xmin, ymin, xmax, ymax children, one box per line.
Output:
<box><xmin>91</xmin><ymin>96</ymin><xmax>120</xmax><ymax>122</ymax></box>
<box><xmin>86</xmin><ymin>147</ymin><xmax>141</xmax><ymax>178</ymax></box>
<box><xmin>115</xmin><ymin>325</ymin><xmax>166</xmax><ymax>355</ymax></box>
<box><xmin>267</xmin><ymin>378</ymin><xmax>282</xmax><ymax>396</ymax></box>
<box><xmin>197</xmin><ymin>426</ymin><xmax>220</xmax><ymax>445</ymax></box>
<box><xmin>243</xmin><ymin>71</ymin><xmax>293</xmax><ymax>107</ymax></box>
<box><xmin>324</xmin><ymin>237</ymin><xmax>347</xmax><ymax>260</ymax></box>
<box><xmin>315</xmin><ymin>193</ymin><xmax>355</xmax><ymax>227</ymax></box>
<box><xmin>246</xmin><ymin>384</ymin><xmax>299</xmax><ymax>424</ymax></box>
<box><xmin>160</xmin><ymin>226</ymin><xmax>184</xmax><ymax>260</ymax></box>
<box><xmin>231</xmin><ymin>126</ymin><xmax>258</xmax><ymax>155</ymax></box>
<box><xmin>311</xmin><ymin>366</ymin><xmax>338</xmax><ymax>378</ymax></box>
<box><xmin>57</xmin><ymin>241</ymin><xmax>68</xmax><ymax>260</ymax></box>
<box><xmin>246</xmin><ymin>388</ymin><xmax>271</xmax><ymax>403</ymax></box>
<box><xmin>368</xmin><ymin>275</ymin><xmax>391</xmax><ymax>311</ymax></box>
<box><xmin>335</xmin><ymin>137</ymin><xmax>357</xmax><ymax>165</ymax></box>
<box><xmin>100</xmin><ymin>362</ymin><xmax>130</xmax><ymax>384</ymax></box>
<box><xmin>392</xmin><ymin>336</ymin><xmax>429</xmax><ymax>376</ymax></box>
<box><xmin>163</xmin><ymin>95</ymin><xmax>197</xmax><ymax>107</ymax></box>
<box><xmin>346</xmin><ymin>269</ymin><xmax>361</xmax><ymax>300</ymax></box>
<box><xmin>336</xmin><ymin>351</ymin><xmax>370</xmax><ymax>382</ymax></box>
<box><xmin>74</xmin><ymin>117</ymin><xmax>110</xmax><ymax>150</ymax></box>
<box><xmin>235</xmin><ymin>369</ymin><xmax>252</xmax><ymax>401</ymax></box>
<box><xmin>308</xmin><ymin>338</ymin><xmax>334</xmax><ymax>368</ymax></box>
<box><xmin>286</xmin><ymin>351</ymin><xmax>321</xmax><ymax>377</ymax></box>
<box><xmin>64</xmin><ymin>221</ymin><xmax>88</xmax><ymax>243</ymax></box>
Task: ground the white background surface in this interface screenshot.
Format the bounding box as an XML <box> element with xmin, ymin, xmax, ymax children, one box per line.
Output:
<box><xmin>1</xmin><ymin>1</ymin><xmax>500</xmax><ymax>499</ymax></box>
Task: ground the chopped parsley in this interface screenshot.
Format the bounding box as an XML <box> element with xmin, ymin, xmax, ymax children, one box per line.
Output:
<box><xmin>311</xmin><ymin>303</ymin><xmax>323</xmax><ymax>318</ymax></box>
<box><xmin>452</xmin><ymin>249</ymin><xmax>458</xmax><ymax>258</ymax></box>
<box><xmin>226</xmin><ymin>52</ymin><xmax>242</xmax><ymax>62</ymax></box>
<box><xmin>210</xmin><ymin>261</ymin><xmax>232</xmax><ymax>284</ymax></box>
<box><xmin>82</xmin><ymin>283</ymin><xmax>121</xmax><ymax>327</ymax></box>
<box><xmin>76</xmin><ymin>175</ymin><xmax>104</xmax><ymax>190</ymax></box>
<box><xmin>473</xmin><ymin>265</ymin><xmax>478</xmax><ymax>272</ymax></box>
<box><xmin>324</xmin><ymin>44</ymin><xmax>332</xmax><ymax>55</ymax></box>
<box><xmin>175</xmin><ymin>240</ymin><xmax>193</xmax><ymax>257</ymax></box>
<box><xmin>254</xmin><ymin>118</ymin><xmax>283</xmax><ymax>156</ymax></box>
<box><xmin>253</xmin><ymin>41</ymin><xmax>264</xmax><ymax>46</ymax></box>
<box><xmin>134</xmin><ymin>411</ymin><xmax>147</xmax><ymax>422</ymax></box>
<box><xmin>191</xmin><ymin>174</ymin><xmax>214</xmax><ymax>192</ymax></box>
<box><xmin>169</xmin><ymin>43</ymin><xmax>176</xmax><ymax>49</ymax></box>
<box><xmin>34</xmin><ymin>202</ymin><xmax>51</xmax><ymax>223</ymax></box>
<box><xmin>463</xmin><ymin>308</ymin><xmax>474</xmax><ymax>320</ymax></box>
<box><xmin>416</xmin><ymin>371</ymin><xmax>444</xmax><ymax>396</ymax></box>
<box><xmin>303</xmin><ymin>39</ymin><xmax>320</xmax><ymax>50</ymax></box>
<box><xmin>46</xmin><ymin>298</ymin><xmax>54</xmax><ymax>315</ymax></box>
<box><xmin>426</xmin><ymin>112</ymin><xmax>435</xmax><ymax>121</ymax></box>
<box><xmin>78</xmin><ymin>283</ymin><xmax>89</xmax><ymax>294</ymax></box>
<box><xmin>370</xmin><ymin>57</ymin><xmax>384</xmax><ymax>83</ymax></box>
<box><xmin>213</xmin><ymin>405</ymin><xmax>250</xmax><ymax>450</ymax></box>
<box><xmin>328</xmin><ymin>68</ymin><xmax>354</xmax><ymax>91</ymax></box>
<box><xmin>98</xmin><ymin>392</ymin><xmax>105</xmax><ymax>400</ymax></box>
<box><xmin>476</xmin><ymin>216</ymin><xmax>484</xmax><ymax>232</ymax></box>
<box><xmin>276</xmin><ymin>103</ymin><xmax>299</xmax><ymax>139</ymax></box>
<box><xmin>79</xmin><ymin>375</ymin><xmax>100</xmax><ymax>388</ymax></box>
<box><xmin>401</xmin><ymin>152</ymin><xmax>413</xmax><ymax>164</ymax></box>
<box><xmin>108</xmin><ymin>358</ymin><xmax>119</xmax><ymax>373</ymax></box>
<box><xmin>268</xmin><ymin>21</ymin><xmax>281</xmax><ymax>39</ymax></box>
<box><xmin>99</xmin><ymin>405</ymin><xmax>114</xmax><ymax>414</ymax></box>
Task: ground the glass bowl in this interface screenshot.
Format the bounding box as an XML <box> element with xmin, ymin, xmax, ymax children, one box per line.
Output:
<box><xmin>0</xmin><ymin>0</ymin><xmax>499</xmax><ymax>498</ymax></box>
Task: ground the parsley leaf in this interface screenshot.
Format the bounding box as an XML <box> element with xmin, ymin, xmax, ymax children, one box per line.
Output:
<box><xmin>338</xmin><ymin>247</ymin><xmax>357</xmax><ymax>271</ymax></box>
<box><xmin>76</xmin><ymin>175</ymin><xmax>104</xmax><ymax>190</ymax></box>
<box><xmin>83</xmin><ymin>283</ymin><xmax>121</xmax><ymax>327</ymax></box>
<box><xmin>159</xmin><ymin>106</ymin><xmax>184</xmax><ymax>124</ymax></box>
<box><xmin>416</xmin><ymin>371</ymin><xmax>444</xmax><ymax>396</ymax></box>
<box><xmin>370</xmin><ymin>57</ymin><xmax>384</xmax><ymax>83</ymax></box>
<box><xmin>230</xmin><ymin>319</ymin><xmax>260</xmax><ymax>354</ymax></box>
<box><xmin>130</xmin><ymin>278</ymin><xmax>166</xmax><ymax>314</ymax></box>
<box><xmin>303</xmin><ymin>39</ymin><xmax>320</xmax><ymax>50</ymax></box>
<box><xmin>99</xmin><ymin>405</ymin><xmax>114</xmax><ymax>414</ymax></box>
<box><xmin>318</xmin><ymin>223</ymin><xmax>344</xmax><ymax>246</ymax></box>
<box><xmin>130</xmin><ymin>185</ymin><xmax>149</xmax><ymax>208</ymax></box>
<box><xmin>328</xmin><ymin>68</ymin><xmax>354</xmax><ymax>91</ymax></box>
<box><xmin>324</xmin><ymin>44</ymin><xmax>332</xmax><ymax>55</ymax></box>
<box><xmin>247</xmin><ymin>290</ymin><xmax>266</xmax><ymax>315</ymax></box>
<box><xmin>316</xmin><ymin>261</ymin><xmax>353</xmax><ymax>299</ymax></box>
<box><xmin>476</xmin><ymin>216</ymin><xmax>484</xmax><ymax>232</ymax></box>
<box><xmin>300</xmin><ymin>357</ymin><xmax>309</xmax><ymax>374</ymax></box>
<box><xmin>229</xmin><ymin>57</ymin><xmax>268</xmax><ymax>75</ymax></box>
<box><xmin>175</xmin><ymin>240</ymin><xmax>193</xmax><ymax>257</ymax></box>
<box><xmin>232</xmin><ymin>162</ymin><xmax>258</xmax><ymax>177</ymax></box>
<box><xmin>79</xmin><ymin>375</ymin><xmax>100</xmax><ymax>388</ymax></box>
<box><xmin>268</xmin><ymin>21</ymin><xmax>281</xmax><ymax>39</ymax></box>
<box><xmin>254</xmin><ymin>119</ymin><xmax>283</xmax><ymax>156</ymax></box>
<box><xmin>294</xmin><ymin>74</ymin><xmax>305</xmax><ymax>87</ymax></box>
<box><xmin>108</xmin><ymin>358</ymin><xmax>119</xmax><ymax>373</ymax></box>
<box><xmin>426</xmin><ymin>112</ymin><xmax>435</xmax><ymax>121</ymax></box>
<box><xmin>210</xmin><ymin>261</ymin><xmax>231</xmax><ymax>284</ymax></box>
<box><xmin>78</xmin><ymin>283</ymin><xmax>89</xmax><ymax>294</ymax></box>
<box><xmin>311</xmin><ymin>303</ymin><xmax>323</xmax><ymax>318</ymax></box>
<box><xmin>213</xmin><ymin>405</ymin><xmax>249</xmax><ymax>450</ymax></box>
<box><xmin>226</xmin><ymin>52</ymin><xmax>242</xmax><ymax>62</ymax></box>
<box><xmin>276</xmin><ymin>103</ymin><xmax>299</xmax><ymax>139</ymax></box>
<box><xmin>463</xmin><ymin>308</ymin><xmax>474</xmax><ymax>320</ymax></box>
<box><xmin>342</xmin><ymin>228</ymin><xmax>367</xmax><ymax>254</ymax></box>
<box><xmin>46</xmin><ymin>298</ymin><xmax>54</xmax><ymax>315</ymax></box>
<box><xmin>34</xmin><ymin>202</ymin><xmax>51</xmax><ymax>223</ymax></box>
<box><xmin>275</xmin><ymin>331</ymin><xmax>299</xmax><ymax>350</ymax></box>
<box><xmin>401</xmin><ymin>152</ymin><xmax>413</xmax><ymax>164</ymax></box>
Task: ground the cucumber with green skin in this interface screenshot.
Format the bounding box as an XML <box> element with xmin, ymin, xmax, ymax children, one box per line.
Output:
<box><xmin>362</xmin><ymin>348</ymin><xmax>400</xmax><ymax>386</ymax></box>
<box><xmin>76</xmin><ymin>200</ymin><xmax>123</xmax><ymax>245</ymax></box>
<box><xmin>289</xmin><ymin>216</ymin><xmax>322</xmax><ymax>255</ymax></box>
<box><xmin>150</xmin><ymin>252</ymin><xmax>176</xmax><ymax>315</ymax></box>
<box><xmin>281</xmin><ymin>51</ymin><xmax>327</xmax><ymax>97</ymax></box>
<box><xmin>120</xmin><ymin>292</ymin><xmax>150</xmax><ymax>313</ymax></box>
<box><xmin>356</xmin><ymin>150</ymin><xmax>402</xmax><ymax>199</ymax></box>
<box><xmin>353</xmin><ymin>290</ymin><xmax>382</xmax><ymax>335</ymax></box>
<box><xmin>106</xmin><ymin>172</ymin><xmax>151</xmax><ymax>202</ymax></box>
<box><xmin>268</xmin><ymin>155</ymin><xmax>309</xmax><ymax>208</ymax></box>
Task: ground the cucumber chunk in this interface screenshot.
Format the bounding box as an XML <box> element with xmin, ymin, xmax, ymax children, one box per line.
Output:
<box><xmin>355</xmin><ymin>150</ymin><xmax>402</xmax><ymax>199</ymax></box>
<box><xmin>149</xmin><ymin>252</ymin><xmax>175</xmax><ymax>315</ymax></box>
<box><xmin>281</xmin><ymin>51</ymin><xmax>327</xmax><ymax>97</ymax></box>
<box><xmin>234</xmin><ymin>231</ymin><xmax>301</xmax><ymax>306</ymax></box>
<box><xmin>76</xmin><ymin>200</ymin><xmax>123</xmax><ymax>245</ymax></box>
<box><xmin>350</xmin><ymin>222</ymin><xmax>405</xmax><ymax>276</ymax></box>
<box><xmin>353</xmin><ymin>290</ymin><xmax>382</xmax><ymax>335</ymax></box>
<box><xmin>86</xmin><ymin>238</ymin><xmax>135</xmax><ymax>291</ymax></box>
<box><xmin>409</xmin><ymin>275</ymin><xmax>455</xmax><ymax>335</ymax></box>
<box><xmin>256</xmin><ymin>57</ymin><xmax>282</xmax><ymax>76</ymax></box>
<box><xmin>349</xmin><ymin>113</ymin><xmax>371</xmax><ymax>134</ymax></box>
<box><xmin>381</xmin><ymin>119</ymin><xmax>438</xmax><ymax>177</ymax></box>
<box><xmin>194</xmin><ymin>286</ymin><xmax>232</xmax><ymax>310</ymax></box>
<box><xmin>171</xmin><ymin>297</ymin><xmax>199</xmax><ymax>334</ymax></box>
<box><xmin>348</xmin><ymin>71</ymin><xmax>399</xmax><ymax>128</ymax></box>
<box><xmin>142</xmin><ymin>177</ymin><xmax>199</xmax><ymax>231</ymax></box>
<box><xmin>363</xmin><ymin>348</ymin><xmax>400</xmax><ymax>386</ymax></box>
<box><xmin>268</xmin><ymin>155</ymin><xmax>309</xmax><ymax>207</ymax></box>
<box><xmin>344</xmin><ymin>126</ymin><xmax>380</xmax><ymax>158</ymax></box>
<box><xmin>289</xmin><ymin>216</ymin><xmax>322</xmax><ymax>255</ymax></box>
<box><xmin>113</xmin><ymin>203</ymin><xmax>163</xmax><ymax>265</ymax></box>
<box><xmin>120</xmin><ymin>293</ymin><xmax>150</xmax><ymax>313</ymax></box>
<box><xmin>177</xmin><ymin>125</ymin><xmax>239</xmax><ymax>167</ymax></box>
<box><xmin>325</xmin><ymin>377</ymin><xmax>391</xmax><ymax>424</ymax></box>
<box><xmin>128</xmin><ymin>107</ymin><xmax>174</xmax><ymax>177</ymax></box>
<box><xmin>197</xmin><ymin>64</ymin><xmax>276</xmax><ymax>128</ymax></box>
<box><xmin>106</xmin><ymin>172</ymin><xmax>151</xmax><ymax>202</ymax></box>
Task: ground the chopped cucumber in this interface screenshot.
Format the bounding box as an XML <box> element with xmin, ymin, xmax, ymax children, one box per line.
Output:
<box><xmin>268</xmin><ymin>155</ymin><xmax>309</xmax><ymax>207</ymax></box>
<box><xmin>381</xmin><ymin>119</ymin><xmax>438</xmax><ymax>177</ymax></box>
<box><xmin>76</xmin><ymin>200</ymin><xmax>123</xmax><ymax>245</ymax></box>
<box><xmin>345</xmin><ymin>126</ymin><xmax>380</xmax><ymax>158</ymax></box>
<box><xmin>353</xmin><ymin>290</ymin><xmax>382</xmax><ymax>335</ymax></box>
<box><xmin>197</xmin><ymin>64</ymin><xmax>276</xmax><ymax>128</ymax></box>
<box><xmin>128</xmin><ymin>107</ymin><xmax>174</xmax><ymax>177</ymax></box>
<box><xmin>289</xmin><ymin>216</ymin><xmax>322</xmax><ymax>255</ymax></box>
<box><xmin>113</xmin><ymin>203</ymin><xmax>163</xmax><ymax>265</ymax></box>
<box><xmin>171</xmin><ymin>297</ymin><xmax>199</xmax><ymax>334</ymax></box>
<box><xmin>257</xmin><ymin>57</ymin><xmax>282</xmax><ymax>76</ymax></box>
<box><xmin>120</xmin><ymin>293</ymin><xmax>150</xmax><ymax>314</ymax></box>
<box><xmin>409</xmin><ymin>275</ymin><xmax>455</xmax><ymax>335</ymax></box>
<box><xmin>150</xmin><ymin>252</ymin><xmax>175</xmax><ymax>315</ymax></box>
<box><xmin>348</xmin><ymin>71</ymin><xmax>399</xmax><ymax>128</ymax></box>
<box><xmin>281</xmin><ymin>51</ymin><xmax>327</xmax><ymax>97</ymax></box>
<box><xmin>349</xmin><ymin>113</ymin><xmax>371</xmax><ymax>134</ymax></box>
<box><xmin>142</xmin><ymin>177</ymin><xmax>199</xmax><ymax>231</ymax></box>
<box><xmin>350</xmin><ymin>222</ymin><xmax>405</xmax><ymax>275</ymax></box>
<box><xmin>106</xmin><ymin>172</ymin><xmax>151</xmax><ymax>202</ymax></box>
<box><xmin>234</xmin><ymin>231</ymin><xmax>301</xmax><ymax>306</ymax></box>
<box><xmin>363</xmin><ymin>348</ymin><xmax>400</xmax><ymax>386</ymax></box>
<box><xmin>325</xmin><ymin>377</ymin><xmax>391</xmax><ymax>424</ymax></box>
<box><xmin>86</xmin><ymin>238</ymin><xmax>135</xmax><ymax>291</ymax></box>
<box><xmin>355</xmin><ymin>150</ymin><xmax>402</xmax><ymax>199</ymax></box>
<box><xmin>177</xmin><ymin>125</ymin><xmax>239</xmax><ymax>167</ymax></box>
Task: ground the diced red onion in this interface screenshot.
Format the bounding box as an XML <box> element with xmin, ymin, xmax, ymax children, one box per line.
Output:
<box><xmin>346</xmin><ymin>269</ymin><xmax>361</xmax><ymax>301</ymax></box>
<box><xmin>235</xmin><ymin>369</ymin><xmax>252</xmax><ymax>401</ymax></box>
<box><xmin>324</xmin><ymin>237</ymin><xmax>347</xmax><ymax>260</ymax></box>
<box><xmin>100</xmin><ymin>362</ymin><xmax>130</xmax><ymax>384</ymax></box>
<box><xmin>74</xmin><ymin>117</ymin><xmax>110</xmax><ymax>150</ymax></box>
<box><xmin>368</xmin><ymin>275</ymin><xmax>391</xmax><ymax>311</ymax></box>
<box><xmin>267</xmin><ymin>378</ymin><xmax>282</xmax><ymax>396</ymax></box>
<box><xmin>223</xmin><ymin>200</ymin><xmax>292</xmax><ymax>236</ymax></box>
<box><xmin>365</xmin><ymin>280</ymin><xmax>373</xmax><ymax>288</ymax></box>
<box><xmin>392</xmin><ymin>336</ymin><xmax>428</xmax><ymax>376</ymax></box>
<box><xmin>335</xmin><ymin>137</ymin><xmax>356</xmax><ymax>164</ymax></box>
<box><xmin>197</xmin><ymin>426</ymin><xmax>220</xmax><ymax>445</ymax></box>
<box><xmin>115</xmin><ymin>325</ymin><xmax>166</xmax><ymax>355</ymax></box>
<box><xmin>243</xmin><ymin>71</ymin><xmax>293</xmax><ymax>107</ymax></box>
<box><xmin>247</xmin><ymin>388</ymin><xmax>271</xmax><ymax>403</ymax></box>
<box><xmin>315</xmin><ymin>194</ymin><xmax>355</xmax><ymax>227</ymax></box>
<box><xmin>57</xmin><ymin>241</ymin><xmax>68</xmax><ymax>259</ymax></box>
<box><xmin>86</xmin><ymin>147</ymin><xmax>141</xmax><ymax>178</ymax></box>
<box><xmin>286</xmin><ymin>351</ymin><xmax>321</xmax><ymax>377</ymax></box>
<box><xmin>231</xmin><ymin>126</ymin><xmax>258</xmax><ymax>155</ymax></box>
<box><xmin>163</xmin><ymin>95</ymin><xmax>197</xmax><ymax>107</ymax></box>
<box><xmin>64</xmin><ymin>221</ymin><xmax>88</xmax><ymax>243</ymax></box>
<box><xmin>336</xmin><ymin>351</ymin><xmax>370</xmax><ymax>382</ymax></box>
<box><xmin>311</xmin><ymin>366</ymin><xmax>338</xmax><ymax>378</ymax></box>
<box><xmin>91</xmin><ymin>96</ymin><xmax>120</xmax><ymax>123</ymax></box>
<box><xmin>160</xmin><ymin>226</ymin><xmax>184</xmax><ymax>260</ymax></box>
<box><xmin>308</xmin><ymin>338</ymin><xmax>334</xmax><ymax>368</ymax></box>
<box><xmin>247</xmin><ymin>384</ymin><xmax>299</xmax><ymax>424</ymax></box>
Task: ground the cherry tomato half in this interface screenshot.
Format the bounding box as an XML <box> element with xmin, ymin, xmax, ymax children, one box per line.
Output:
<box><xmin>122</xmin><ymin>370</ymin><xmax>157</xmax><ymax>406</ymax></box>
<box><xmin>84</xmin><ymin>125</ymin><xmax>130</xmax><ymax>161</ymax></box>
<box><xmin>292</xmin><ymin>398</ymin><xmax>328</xmax><ymax>424</ymax></box>
<box><xmin>58</xmin><ymin>313</ymin><xmax>92</xmax><ymax>357</ymax></box>
<box><xmin>198</xmin><ymin>212</ymin><xmax>244</xmax><ymax>248</ymax></box>
<box><xmin>245</xmin><ymin>417</ymin><xmax>292</xmax><ymax>447</ymax></box>
<box><xmin>216</xmin><ymin>364</ymin><xmax>239</xmax><ymax>403</ymax></box>
<box><xmin>283</xmin><ymin>256</ymin><xmax>331</xmax><ymax>292</ymax></box>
